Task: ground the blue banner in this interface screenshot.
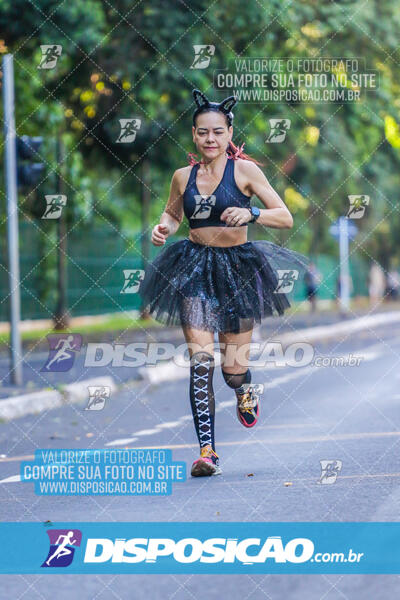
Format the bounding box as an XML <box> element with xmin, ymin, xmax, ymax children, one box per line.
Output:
<box><xmin>0</xmin><ymin>522</ymin><xmax>399</xmax><ymax>574</ymax></box>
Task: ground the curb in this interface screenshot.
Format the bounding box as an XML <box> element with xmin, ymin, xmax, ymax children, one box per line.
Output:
<box><xmin>0</xmin><ymin>376</ymin><xmax>117</xmax><ymax>422</ymax></box>
<box><xmin>273</xmin><ymin>310</ymin><xmax>400</xmax><ymax>345</ymax></box>
<box><xmin>139</xmin><ymin>310</ymin><xmax>400</xmax><ymax>383</ymax></box>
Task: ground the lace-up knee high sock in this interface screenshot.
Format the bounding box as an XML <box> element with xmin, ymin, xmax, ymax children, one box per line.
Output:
<box><xmin>222</xmin><ymin>368</ymin><xmax>252</xmax><ymax>396</ymax></box>
<box><xmin>189</xmin><ymin>351</ymin><xmax>216</xmax><ymax>451</ymax></box>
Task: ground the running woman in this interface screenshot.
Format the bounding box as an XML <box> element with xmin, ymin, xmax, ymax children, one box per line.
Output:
<box><xmin>139</xmin><ymin>89</ymin><xmax>309</xmax><ymax>477</ymax></box>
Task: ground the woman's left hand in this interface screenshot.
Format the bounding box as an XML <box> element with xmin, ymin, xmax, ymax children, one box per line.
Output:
<box><xmin>220</xmin><ymin>207</ymin><xmax>252</xmax><ymax>227</ymax></box>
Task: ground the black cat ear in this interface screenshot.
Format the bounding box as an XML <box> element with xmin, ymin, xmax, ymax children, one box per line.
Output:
<box><xmin>219</xmin><ymin>95</ymin><xmax>237</xmax><ymax>114</ymax></box>
<box><xmin>192</xmin><ymin>89</ymin><xmax>210</xmax><ymax>109</ymax></box>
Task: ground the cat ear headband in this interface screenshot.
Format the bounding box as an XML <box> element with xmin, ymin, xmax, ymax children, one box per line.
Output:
<box><xmin>192</xmin><ymin>88</ymin><xmax>237</xmax><ymax>126</ymax></box>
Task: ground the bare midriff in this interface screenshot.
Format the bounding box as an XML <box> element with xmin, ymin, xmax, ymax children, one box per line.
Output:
<box><xmin>188</xmin><ymin>225</ymin><xmax>248</xmax><ymax>247</ymax></box>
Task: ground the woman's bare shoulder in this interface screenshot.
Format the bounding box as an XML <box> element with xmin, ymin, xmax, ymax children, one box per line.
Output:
<box><xmin>234</xmin><ymin>158</ymin><xmax>263</xmax><ymax>197</ymax></box>
<box><xmin>173</xmin><ymin>165</ymin><xmax>193</xmax><ymax>196</ymax></box>
<box><xmin>236</xmin><ymin>157</ymin><xmax>263</xmax><ymax>176</ymax></box>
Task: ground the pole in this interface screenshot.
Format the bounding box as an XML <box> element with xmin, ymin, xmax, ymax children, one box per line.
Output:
<box><xmin>54</xmin><ymin>132</ymin><xmax>69</xmax><ymax>330</ymax></box>
<box><xmin>339</xmin><ymin>216</ymin><xmax>350</xmax><ymax>313</ymax></box>
<box><xmin>3</xmin><ymin>54</ymin><xmax>22</xmax><ymax>385</ymax></box>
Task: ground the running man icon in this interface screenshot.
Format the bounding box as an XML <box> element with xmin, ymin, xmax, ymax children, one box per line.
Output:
<box><xmin>42</xmin><ymin>334</ymin><xmax>82</xmax><ymax>372</ymax></box>
<box><xmin>46</xmin><ymin>532</ymin><xmax>77</xmax><ymax>566</ymax></box>
<box><xmin>266</xmin><ymin>119</ymin><xmax>291</xmax><ymax>143</ymax></box>
<box><xmin>190</xmin><ymin>195</ymin><xmax>217</xmax><ymax>220</ymax></box>
<box><xmin>191</xmin><ymin>45</ymin><xmax>215</xmax><ymax>69</ymax></box>
<box><xmin>41</xmin><ymin>529</ymin><xmax>82</xmax><ymax>568</ymax></box>
<box><xmin>274</xmin><ymin>269</ymin><xmax>299</xmax><ymax>293</ymax></box>
<box><xmin>45</xmin><ymin>335</ymin><xmax>76</xmax><ymax>370</ymax></box>
<box><xmin>38</xmin><ymin>45</ymin><xmax>62</xmax><ymax>69</ymax></box>
<box><xmin>116</xmin><ymin>118</ymin><xmax>141</xmax><ymax>143</ymax></box>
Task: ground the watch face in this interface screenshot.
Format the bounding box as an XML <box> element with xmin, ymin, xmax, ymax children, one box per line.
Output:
<box><xmin>252</xmin><ymin>207</ymin><xmax>260</xmax><ymax>220</ymax></box>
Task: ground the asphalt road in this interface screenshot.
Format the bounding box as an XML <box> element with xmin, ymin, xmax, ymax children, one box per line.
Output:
<box><xmin>1</xmin><ymin>317</ymin><xmax>400</xmax><ymax>598</ymax></box>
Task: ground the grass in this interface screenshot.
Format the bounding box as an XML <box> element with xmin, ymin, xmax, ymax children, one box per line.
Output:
<box><xmin>0</xmin><ymin>315</ymin><xmax>164</xmax><ymax>348</ymax></box>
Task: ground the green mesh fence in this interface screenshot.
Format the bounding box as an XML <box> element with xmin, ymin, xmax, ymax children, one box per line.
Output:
<box><xmin>0</xmin><ymin>222</ymin><xmax>369</xmax><ymax>321</ymax></box>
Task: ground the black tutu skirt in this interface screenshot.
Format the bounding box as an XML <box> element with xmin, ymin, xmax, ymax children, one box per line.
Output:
<box><xmin>139</xmin><ymin>238</ymin><xmax>309</xmax><ymax>333</ymax></box>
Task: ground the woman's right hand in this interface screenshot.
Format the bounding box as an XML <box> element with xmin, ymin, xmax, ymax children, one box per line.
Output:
<box><xmin>151</xmin><ymin>223</ymin><xmax>170</xmax><ymax>246</ymax></box>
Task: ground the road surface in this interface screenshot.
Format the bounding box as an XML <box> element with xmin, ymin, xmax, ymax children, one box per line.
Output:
<box><xmin>1</xmin><ymin>316</ymin><xmax>400</xmax><ymax>598</ymax></box>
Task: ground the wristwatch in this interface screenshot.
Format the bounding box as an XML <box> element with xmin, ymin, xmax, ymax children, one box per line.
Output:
<box><xmin>247</xmin><ymin>206</ymin><xmax>260</xmax><ymax>223</ymax></box>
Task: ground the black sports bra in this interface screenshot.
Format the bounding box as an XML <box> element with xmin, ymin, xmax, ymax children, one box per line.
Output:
<box><xmin>183</xmin><ymin>158</ymin><xmax>251</xmax><ymax>229</ymax></box>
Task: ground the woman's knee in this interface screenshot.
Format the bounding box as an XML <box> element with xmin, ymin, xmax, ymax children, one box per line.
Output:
<box><xmin>221</xmin><ymin>367</ymin><xmax>251</xmax><ymax>389</ymax></box>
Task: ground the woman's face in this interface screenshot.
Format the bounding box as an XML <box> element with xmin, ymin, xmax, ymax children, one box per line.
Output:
<box><xmin>192</xmin><ymin>111</ymin><xmax>233</xmax><ymax>160</ymax></box>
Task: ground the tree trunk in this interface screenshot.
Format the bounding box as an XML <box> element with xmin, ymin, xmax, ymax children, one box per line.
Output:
<box><xmin>140</xmin><ymin>158</ymin><xmax>151</xmax><ymax>320</ymax></box>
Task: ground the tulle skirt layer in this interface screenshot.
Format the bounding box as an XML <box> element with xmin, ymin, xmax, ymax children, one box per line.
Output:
<box><xmin>139</xmin><ymin>238</ymin><xmax>309</xmax><ymax>333</ymax></box>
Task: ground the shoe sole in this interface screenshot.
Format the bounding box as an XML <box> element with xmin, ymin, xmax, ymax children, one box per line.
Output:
<box><xmin>191</xmin><ymin>459</ymin><xmax>222</xmax><ymax>477</ymax></box>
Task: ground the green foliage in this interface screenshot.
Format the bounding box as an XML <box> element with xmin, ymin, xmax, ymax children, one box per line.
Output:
<box><xmin>1</xmin><ymin>0</ymin><xmax>400</xmax><ymax>304</ymax></box>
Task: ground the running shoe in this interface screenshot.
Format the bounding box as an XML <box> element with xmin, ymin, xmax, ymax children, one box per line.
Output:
<box><xmin>191</xmin><ymin>445</ymin><xmax>222</xmax><ymax>477</ymax></box>
<box><xmin>236</xmin><ymin>385</ymin><xmax>260</xmax><ymax>428</ymax></box>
